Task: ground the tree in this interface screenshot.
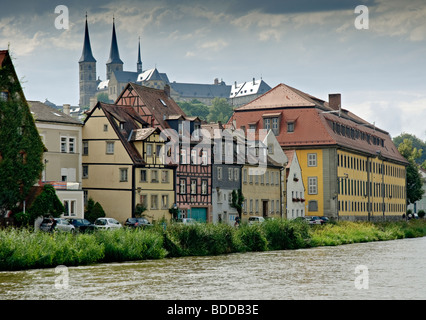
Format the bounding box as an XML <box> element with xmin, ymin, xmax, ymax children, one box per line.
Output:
<box><xmin>177</xmin><ymin>99</ymin><xmax>209</xmax><ymax>120</ymax></box>
<box><xmin>208</xmin><ymin>98</ymin><xmax>233</xmax><ymax>124</ymax></box>
<box><xmin>97</xmin><ymin>92</ymin><xmax>113</xmax><ymax>104</ymax></box>
<box><xmin>27</xmin><ymin>184</ymin><xmax>65</xmax><ymax>222</ymax></box>
<box><xmin>0</xmin><ymin>51</ymin><xmax>45</xmax><ymax>215</ymax></box>
<box><xmin>393</xmin><ymin>133</ymin><xmax>426</xmax><ymax>165</ymax></box>
<box><xmin>398</xmin><ymin>139</ymin><xmax>424</xmax><ymax>205</ymax></box>
<box><xmin>231</xmin><ymin>189</ymin><xmax>245</xmax><ymax>219</ymax></box>
<box><xmin>84</xmin><ymin>198</ymin><xmax>106</xmax><ymax>223</ymax></box>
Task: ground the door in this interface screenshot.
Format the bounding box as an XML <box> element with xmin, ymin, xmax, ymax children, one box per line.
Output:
<box><xmin>262</xmin><ymin>201</ymin><xmax>268</xmax><ymax>218</ymax></box>
<box><xmin>190</xmin><ymin>207</ymin><xmax>207</xmax><ymax>222</ymax></box>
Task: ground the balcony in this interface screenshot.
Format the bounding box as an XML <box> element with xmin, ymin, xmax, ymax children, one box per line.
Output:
<box><xmin>40</xmin><ymin>181</ymin><xmax>82</xmax><ymax>191</ymax></box>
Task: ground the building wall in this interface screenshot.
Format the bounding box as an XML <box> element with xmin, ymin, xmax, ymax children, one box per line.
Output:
<box><xmin>241</xmin><ymin>164</ymin><xmax>282</xmax><ymax>222</ymax></box>
<box><xmin>286</xmin><ymin>152</ymin><xmax>306</xmax><ymax>220</ymax></box>
<box><xmin>82</xmin><ymin>107</ymin><xmax>134</xmax><ymax>223</ymax></box>
<box><xmin>337</xmin><ymin>149</ymin><xmax>406</xmax><ymax>221</ymax></box>
<box><xmin>296</xmin><ymin>148</ymin><xmax>325</xmax><ymax>217</ymax></box>
<box><xmin>212</xmin><ymin>164</ymin><xmax>241</xmax><ymax>225</ymax></box>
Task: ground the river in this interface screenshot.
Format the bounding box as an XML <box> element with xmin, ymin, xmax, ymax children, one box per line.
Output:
<box><xmin>0</xmin><ymin>237</ymin><xmax>425</xmax><ymax>300</ymax></box>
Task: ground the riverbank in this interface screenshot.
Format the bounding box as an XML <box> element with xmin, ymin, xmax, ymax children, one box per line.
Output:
<box><xmin>1</xmin><ymin>219</ymin><xmax>425</xmax><ymax>271</ymax></box>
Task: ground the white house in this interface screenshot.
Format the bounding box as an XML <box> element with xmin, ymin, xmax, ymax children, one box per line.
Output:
<box><xmin>284</xmin><ymin>150</ymin><xmax>305</xmax><ymax>219</ymax></box>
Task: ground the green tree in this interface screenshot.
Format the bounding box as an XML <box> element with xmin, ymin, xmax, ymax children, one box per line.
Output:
<box><xmin>85</xmin><ymin>198</ymin><xmax>106</xmax><ymax>223</ymax></box>
<box><xmin>393</xmin><ymin>133</ymin><xmax>426</xmax><ymax>165</ymax></box>
<box><xmin>97</xmin><ymin>92</ymin><xmax>113</xmax><ymax>103</ymax></box>
<box><xmin>398</xmin><ymin>139</ymin><xmax>424</xmax><ymax>205</ymax></box>
<box><xmin>177</xmin><ymin>99</ymin><xmax>209</xmax><ymax>120</ymax></box>
<box><xmin>208</xmin><ymin>98</ymin><xmax>233</xmax><ymax>124</ymax></box>
<box><xmin>27</xmin><ymin>184</ymin><xmax>65</xmax><ymax>222</ymax></box>
<box><xmin>231</xmin><ymin>189</ymin><xmax>245</xmax><ymax>219</ymax></box>
<box><xmin>0</xmin><ymin>52</ymin><xmax>44</xmax><ymax>215</ymax></box>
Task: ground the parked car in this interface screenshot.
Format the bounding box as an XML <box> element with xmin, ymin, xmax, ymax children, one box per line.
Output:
<box><xmin>94</xmin><ymin>217</ymin><xmax>122</xmax><ymax>230</ymax></box>
<box><xmin>40</xmin><ymin>218</ymin><xmax>76</xmax><ymax>233</ymax></box>
<box><xmin>67</xmin><ymin>218</ymin><xmax>96</xmax><ymax>233</ymax></box>
<box><xmin>304</xmin><ymin>216</ymin><xmax>322</xmax><ymax>225</ymax></box>
<box><xmin>319</xmin><ymin>216</ymin><xmax>330</xmax><ymax>224</ymax></box>
<box><xmin>124</xmin><ymin>217</ymin><xmax>153</xmax><ymax>228</ymax></box>
<box><xmin>248</xmin><ymin>216</ymin><xmax>265</xmax><ymax>225</ymax></box>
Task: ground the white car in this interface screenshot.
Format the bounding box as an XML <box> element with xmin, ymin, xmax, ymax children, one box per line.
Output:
<box><xmin>248</xmin><ymin>216</ymin><xmax>265</xmax><ymax>225</ymax></box>
<box><xmin>40</xmin><ymin>218</ymin><xmax>76</xmax><ymax>233</ymax></box>
<box><xmin>94</xmin><ymin>217</ymin><xmax>122</xmax><ymax>230</ymax></box>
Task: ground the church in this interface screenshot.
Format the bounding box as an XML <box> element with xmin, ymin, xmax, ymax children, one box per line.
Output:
<box><xmin>78</xmin><ymin>16</ymin><xmax>238</xmax><ymax>108</ymax></box>
<box><xmin>78</xmin><ymin>16</ymin><xmax>270</xmax><ymax>109</ymax></box>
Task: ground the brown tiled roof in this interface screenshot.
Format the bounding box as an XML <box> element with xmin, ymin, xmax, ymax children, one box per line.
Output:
<box><xmin>116</xmin><ymin>83</ymin><xmax>186</xmax><ymax>130</ymax></box>
<box><xmin>28</xmin><ymin>101</ymin><xmax>82</xmax><ymax>125</ymax></box>
<box><xmin>0</xmin><ymin>50</ymin><xmax>7</xmax><ymax>66</ymax></box>
<box><xmin>231</xmin><ymin>83</ymin><xmax>408</xmax><ymax>165</ymax></box>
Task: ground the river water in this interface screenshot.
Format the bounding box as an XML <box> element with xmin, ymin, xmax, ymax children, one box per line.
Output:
<box><xmin>1</xmin><ymin>237</ymin><xmax>425</xmax><ymax>300</ymax></box>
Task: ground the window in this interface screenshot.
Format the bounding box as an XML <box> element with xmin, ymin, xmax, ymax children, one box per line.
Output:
<box><xmin>264</xmin><ymin>118</ymin><xmax>271</xmax><ymax>131</ymax></box>
<box><xmin>243</xmin><ymin>169</ymin><xmax>247</xmax><ymax>183</ymax></box>
<box><xmin>191</xmin><ymin>180</ymin><xmax>197</xmax><ymax>194</ymax></box>
<box><xmin>191</xmin><ymin>149</ymin><xmax>197</xmax><ymax>164</ymax></box>
<box><xmin>161</xmin><ymin>170</ymin><xmax>169</xmax><ymax>183</ymax></box>
<box><xmin>308</xmin><ymin>153</ymin><xmax>317</xmax><ymax>167</ymax></box>
<box><xmin>272</xmin><ymin>118</ymin><xmax>279</xmax><ymax>135</ymax></box>
<box><xmin>83</xmin><ymin>141</ymin><xmax>89</xmax><ymax>155</ymax></box>
<box><xmin>140</xmin><ymin>169</ymin><xmax>147</xmax><ymax>182</ymax></box>
<box><xmin>308</xmin><ymin>177</ymin><xmax>318</xmax><ymax>194</ymax></box>
<box><xmin>147</xmin><ymin>144</ymin><xmax>153</xmax><ymax>156</ymax></box>
<box><xmin>217</xmin><ymin>166</ymin><xmax>223</xmax><ymax>180</ymax></box>
<box><xmin>180</xmin><ymin>149</ymin><xmax>187</xmax><ymax>164</ymax></box>
<box><xmin>250</xmin><ymin>199</ymin><xmax>253</xmax><ymax>213</ymax></box>
<box><xmin>228</xmin><ymin>168</ymin><xmax>233</xmax><ymax>181</ymax></box>
<box><xmin>82</xmin><ymin>165</ymin><xmax>88</xmax><ymax>179</ymax></box>
<box><xmin>61</xmin><ymin>137</ymin><xmax>67</xmax><ymax>153</ymax></box>
<box><xmin>106</xmin><ymin>142</ymin><xmax>114</xmax><ymax>154</ymax></box>
<box><xmin>234</xmin><ymin>168</ymin><xmax>239</xmax><ymax>181</ymax></box>
<box><xmin>156</xmin><ymin>145</ymin><xmax>162</xmax><ymax>158</ymax></box>
<box><xmin>69</xmin><ymin>138</ymin><xmax>75</xmax><ymax>153</ymax></box>
<box><xmin>201</xmin><ymin>180</ymin><xmax>208</xmax><ymax>195</ymax></box>
<box><xmin>287</xmin><ymin>122</ymin><xmax>294</xmax><ymax>133</ymax></box>
<box><xmin>63</xmin><ymin>200</ymin><xmax>76</xmax><ymax>217</ymax></box>
<box><xmin>120</xmin><ymin>168</ymin><xmax>128</xmax><ymax>182</ymax></box>
<box><xmin>161</xmin><ymin>195</ymin><xmax>168</xmax><ymax>209</ymax></box>
<box><xmin>180</xmin><ymin>179</ymin><xmax>186</xmax><ymax>194</ymax></box>
<box><xmin>255</xmin><ymin>199</ymin><xmax>259</xmax><ymax>213</ymax></box>
<box><xmin>151</xmin><ymin>170</ymin><xmax>159</xmax><ymax>182</ymax></box>
<box><xmin>202</xmin><ymin>151</ymin><xmax>208</xmax><ymax>165</ymax></box>
<box><xmin>103</xmin><ymin>124</ymin><xmax>108</xmax><ymax>132</ymax></box>
<box><xmin>308</xmin><ymin>200</ymin><xmax>318</xmax><ymax>212</ymax></box>
<box><xmin>151</xmin><ymin>195</ymin><xmax>158</xmax><ymax>209</ymax></box>
<box><xmin>276</xmin><ymin>200</ymin><xmax>280</xmax><ymax>213</ymax></box>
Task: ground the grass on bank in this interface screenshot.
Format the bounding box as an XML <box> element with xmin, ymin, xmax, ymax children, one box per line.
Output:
<box><xmin>0</xmin><ymin>219</ymin><xmax>425</xmax><ymax>271</ymax></box>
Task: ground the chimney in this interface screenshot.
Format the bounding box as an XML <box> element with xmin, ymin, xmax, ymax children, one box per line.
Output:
<box><xmin>253</xmin><ymin>77</ymin><xmax>255</xmax><ymax>85</ymax></box>
<box><xmin>164</xmin><ymin>84</ymin><xmax>170</xmax><ymax>98</ymax></box>
<box><xmin>63</xmin><ymin>104</ymin><xmax>70</xmax><ymax>116</ymax></box>
<box><xmin>328</xmin><ymin>94</ymin><xmax>341</xmax><ymax>111</ymax></box>
<box><xmin>214</xmin><ymin>78</ymin><xmax>219</xmax><ymax>85</ymax></box>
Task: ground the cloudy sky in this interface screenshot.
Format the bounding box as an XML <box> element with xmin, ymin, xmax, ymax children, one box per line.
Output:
<box><xmin>1</xmin><ymin>0</ymin><xmax>426</xmax><ymax>139</ymax></box>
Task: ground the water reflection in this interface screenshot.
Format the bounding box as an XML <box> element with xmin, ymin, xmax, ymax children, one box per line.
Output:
<box><xmin>1</xmin><ymin>237</ymin><xmax>425</xmax><ymax>300</ymax></box>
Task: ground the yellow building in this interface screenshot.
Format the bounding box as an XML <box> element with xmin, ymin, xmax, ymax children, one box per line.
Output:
<box><xmin>82</xmin><ymin>102</ymin><xmax>175</xmax><ymax>223</ymax></box>
<box><xmin>241</xmin><ymin>161</ymin><xmax>284</xmax><ymax>222</ymax></box>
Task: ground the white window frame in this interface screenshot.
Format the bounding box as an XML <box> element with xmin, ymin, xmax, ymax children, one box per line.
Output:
<box><xmin>308</xmin><ymin>153</ymin><xmax>317</xmax><ymax>167</ymax></box>
<box><xmin>308</xmin><ymin>177</ymin><xmax>318</xmax><ymax>195</ymax></box>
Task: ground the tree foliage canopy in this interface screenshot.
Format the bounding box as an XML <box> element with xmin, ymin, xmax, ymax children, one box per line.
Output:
<box><xmin>0</xmin><ymin>53</ymin><xmax>45</xmax><ymax>214</ymax></box>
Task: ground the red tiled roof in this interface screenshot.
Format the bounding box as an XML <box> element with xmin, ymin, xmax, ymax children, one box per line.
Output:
<box><xmin>230</xmin><ymin>83</ymin><xmax>408</xmax><ymax>165</ymax></box>
<box><xmin>0</xmin><ymin>50</ymin><xmax>7</xmax><ymax>66</ymax></box>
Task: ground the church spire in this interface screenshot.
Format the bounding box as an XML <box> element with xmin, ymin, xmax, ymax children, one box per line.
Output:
<box><xmin>137</xmin><ymin>36</ymin><xmax>142</xmax><ymax>74</ymax></box>
<box><xmin>79</xmin><ymin>13</ymin><xmax>96</xmax><ymax>63</ymax></box>
<box><xmin>106</xmin><ymin>17</ymin><xmax>123</xmax><ymax>65</ymax></box>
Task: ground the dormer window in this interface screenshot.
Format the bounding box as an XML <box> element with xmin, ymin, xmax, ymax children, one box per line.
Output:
<box><xmin>287</xmin><ymin>121</ymin><xmax>294</xmax><ymax>133</ymax></box>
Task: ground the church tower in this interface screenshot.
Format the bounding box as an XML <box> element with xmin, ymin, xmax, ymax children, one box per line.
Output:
<box><xmin>137</xmin><ymin>37</ymin><xmax>142</xmax><ymax>74</ymax></box>
<box><xmin>106</xmin><ymin>18</ymin><xmax>123</xmax><ymax>80</ymax></box>
<box><xmin>79</xmin><ymin>15</ymin><xmax>97</xmax><ymax>107</ymax></box>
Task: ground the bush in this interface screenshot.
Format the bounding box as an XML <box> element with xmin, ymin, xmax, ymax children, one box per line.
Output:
<box><xmin>235</xmin><ymin>224</ymin><xmax>268</xmax><ymax>252</ymax></box>
<box><xmin>418</xmin><ymin>210</ymin><xmax>425</xmax><ymax>218</ymax></box>
<box><xmin>262</xmin><ymin>219</ymin><xmax>310</xmax><ymax>250</ymax></box>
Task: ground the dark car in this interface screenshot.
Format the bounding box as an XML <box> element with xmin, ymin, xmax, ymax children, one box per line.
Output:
<box><xmin>124</xmin><ymin>217</ymin><xmax>153</xmax><ymax>229</ymax></box>
<box><xmin>67</xmin><ymin>218</ymin><xmax>96</xmax><ymax>233</ymax></box>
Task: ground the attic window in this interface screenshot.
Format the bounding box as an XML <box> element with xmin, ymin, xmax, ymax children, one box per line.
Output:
<box><xmin>53</xmin><ymin>112</ymin><xmax>62</xmax><ymax>117</ymax></box>
<box><xmin>159</xmin><ymin>99</ymin><xmax>167</xmax><ymax>107</ymax></box>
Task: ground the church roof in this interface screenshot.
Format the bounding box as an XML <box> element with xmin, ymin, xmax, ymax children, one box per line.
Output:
<box><xmin>79</xmin><ymin>17</ymin><xmax>96</xmax><ymax>63</ymax></box>
<box><xmin>137</xmin><ymin>68</ymin><xmax>167</xmax><ymax>82</ymax></box>
<box><xmin>112</xmin><ymin>70</ymin><xmax>138</xmax><ymax>83</ymax></box>
<box><xmin>106</xmin><ymin>20</ymin><xmax>123</xmax><ymax>65</ymax></box>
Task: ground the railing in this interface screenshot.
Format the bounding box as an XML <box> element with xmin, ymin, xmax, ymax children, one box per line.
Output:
<box><xmin>40</xmin><ymin>181</ymin><xmax>81</xmax><ymax>190</ymax></box>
